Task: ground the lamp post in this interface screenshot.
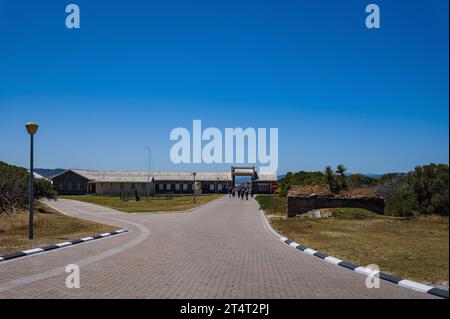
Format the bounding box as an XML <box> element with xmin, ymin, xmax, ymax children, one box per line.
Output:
<box><xmin>146</xmin><ymin>147</ymin><xmax>151</xmax><ymax>199</ymax></box>
<box><xmin>25</xmin><ymin>122</ymin><xmax>39</xmax><ymax>240</ymax></box>
<box><xmin>193</xmin><ymin>172</ymin><xmax>197</xmax><ymax>204</ymax></box>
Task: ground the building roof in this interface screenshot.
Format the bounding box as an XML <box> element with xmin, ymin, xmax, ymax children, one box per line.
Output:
<box><xmin>52</xmin><ymin>169</ymin><xmax>277</xmax><ymax>183</ymax></box>
<box><xmin>255</xmin><ymin>172</ymin><xmax>278</xmax><ymax>181</ymax></box>
<box><xmin>232</xmin><ymin>168</ymin><xmax>255</xmax><ymax>175</ymax></box>
<box><xmin>65</xmin><ymin>169</ymin><xmax>233</xmax><ymax>182</ymax></box>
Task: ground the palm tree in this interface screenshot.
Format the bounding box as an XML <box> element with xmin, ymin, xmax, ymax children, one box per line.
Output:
<box><xmin>336</xmin><ymin>164</ymin><xmax>348</xmax><ymax>190</ymax></box>
<box><xmin>324</xmin><ymin>166</ymin><xmax>336</xmax><ymax>193</ymax></box>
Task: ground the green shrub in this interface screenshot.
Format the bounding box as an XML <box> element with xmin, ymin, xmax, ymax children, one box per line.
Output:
<box><xmin>0</xmin><ymin>161</ymin><xmax>57</xmax><ymax>214</ymax></box>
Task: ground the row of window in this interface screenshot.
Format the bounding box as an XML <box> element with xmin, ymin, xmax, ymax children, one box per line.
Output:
<box><xmin>158</xmin><ymin>183</ymin><xmax>191</xmax><ymax>191</ymax></box>
<box><xmin>58</xmin><ymin>183</ymin><xmax>82</xmax><ymax>191</ymax></box>
<box><xmin>58</xmin><ymin>182</ymin><xmax>228</xmax><ymax>192</ymax></box>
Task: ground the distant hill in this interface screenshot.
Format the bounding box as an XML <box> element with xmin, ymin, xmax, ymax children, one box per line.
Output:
<box><xmin>364</xmin><ymin>174</ymin><xmax>383</xmax><ymax>179</ymax></box>
<box><xmin>34</xmin><ymin>168</ymin><xmax>65</xmax><ymax>178</ymax></box>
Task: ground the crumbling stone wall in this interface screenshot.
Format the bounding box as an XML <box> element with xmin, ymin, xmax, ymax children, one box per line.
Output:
<box><xmin>287</xmin><ymin>195</ymin><xmax>385</xmax><ymax>218</ymax></box>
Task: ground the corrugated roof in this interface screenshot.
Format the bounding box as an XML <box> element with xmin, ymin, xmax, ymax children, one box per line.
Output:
<box><xmin>69</xmin><ymin>169</ymin><xmax>233</xmax><ymax>182</ymax></box>
<box><xmin>256</xmin><ymin>172</ymin><xmax>278</xmax><ymax>181</ymax></box>
<box><xmin>53</xmin><ymin>169</ymin><xmax>277</xmax><ymax>183</ymax></box>
<box><xmin>233</xmin><ymin>168</ymin><xmax>254</xmax><ymax>175</ymax></box>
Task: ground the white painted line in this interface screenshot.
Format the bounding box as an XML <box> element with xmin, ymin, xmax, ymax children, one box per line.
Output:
<box><xmin>22</xmin><ymin>248</ymin><xmax>45</xmax><ymax>255</ymax></box>
<box><xmin>355</xmin><ymin>267</ymin><xmax>379</xmax><ymax>276</ymax></box>
<box><xmin>289</xmin><ymin>242</ymin><xmax>299</xmax><ymax>248</ymax></box>
<box><xmin>279</xmin><ymin>237</ymin><xmax>288</xmax><ymax>242</ymax></box>
<box><xmin>304</xmin><ymin>248</ymin><xmax>318</xmax><ymax>256</ymax></box>
<box><xmin>325</xmin><ymin>256</ymin><xmax>343</xmax><ymax>265</ymax></box>
<box><xmin>100</xmin><ymin>233</ymin><xmax>111</xmax><ymax>237</ymax></box>
<box><xmin>398</xmin><ymin>280</ymin><xmax>434</xmax><ymax>293</ymax></box>
<box><xmin>80</xmin><ymin>237</ymin><xmax>94</xmax><ymax>242</ymax></box>
<box><xmin>56</xmin><ymin>242</ymin><xmax>72</xmax><ymax>248</ymax></box>
<box><xmin>0</xmin><ymin>257</ymin><xmax>5</xmax><ymax>262</ymax></box>
<box><xmin>116</xmin><ymin>229</ymin><xmax>126</xmax><ymax>233</ymax></box>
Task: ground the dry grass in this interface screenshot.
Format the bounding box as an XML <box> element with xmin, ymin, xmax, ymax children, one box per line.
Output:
<box><xmin>0</xmin><ymin>203</ymin><xmax>116</xmax><ymax>256</ymax></box>
<box><xmin>60</xmin><ymin>194</ymin><xmax>223</xmax><ymax>213</ymax></box>
<box><xmin>267</xmin><ymin>208</ymin><xmax>449</xmax><ymax>285</ymax></box>
<box><xmin>340</xmin><ymin>188</ymin><xmax>377</xmax><ymax>197</ymax></box>
<box><xmin>288</xmin><ymin>185</ymin><xmax>329</xmax><ymax>195</ymax></box>
<box><xmin>288</xmin><ymin>185</ymin><xmax>376</xmax><ymax>197</ymax></box>
<box><xmin>0</xmin><ymin>211</ymin><xmax>38</xmax><ymax>232</ymax></box>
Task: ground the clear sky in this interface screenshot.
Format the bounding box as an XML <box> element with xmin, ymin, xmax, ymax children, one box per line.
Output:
<box><xmin>0</xmin><ymin>0</ymin><xmax>448</xmax><ymax>174</ymax></box>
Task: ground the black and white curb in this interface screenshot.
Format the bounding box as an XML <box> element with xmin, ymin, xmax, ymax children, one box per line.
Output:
<box><xmin>0</xmin><ymin>229</ymin><xmax>128</xmax><ymax>263</ymax></box>
<box><xmin>259</xmin><ymin>210</ymin><xmax>448</xmax><ymax>299</ymax></box>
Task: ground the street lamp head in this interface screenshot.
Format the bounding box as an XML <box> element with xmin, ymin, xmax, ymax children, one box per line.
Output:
<box><xmin>25</xmin><ymin>122</ymin><xmax>39</xmax><ymax>135</ymax></box>
<box><xmin>193</xmin><ymin>172</ymin><xmax>197</xmax><ymax>176</ymax></box>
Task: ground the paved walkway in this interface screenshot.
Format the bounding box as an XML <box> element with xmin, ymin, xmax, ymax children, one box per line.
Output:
<box><xmin>0</xmin><ymin>197</ymin><xmax>434</xmax><ymax>298</ymax></box>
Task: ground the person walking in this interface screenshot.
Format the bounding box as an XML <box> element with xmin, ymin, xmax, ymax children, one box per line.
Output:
<box><xmin>245</xmin><ymin>188</ymin><xmax>249</xmax><ymax>200</ymax></box>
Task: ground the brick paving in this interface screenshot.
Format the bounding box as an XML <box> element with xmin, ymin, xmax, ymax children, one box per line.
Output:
<box><xmin>0</xmin><ymin>197</ymin><xmax>435</xmax><ymax>298</ymax></box>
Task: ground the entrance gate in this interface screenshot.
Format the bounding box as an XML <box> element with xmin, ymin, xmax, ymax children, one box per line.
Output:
<box><xmin>231</xmin><ymin>166</ymin><xmax>257</xmax><ymax>187</ymax></box>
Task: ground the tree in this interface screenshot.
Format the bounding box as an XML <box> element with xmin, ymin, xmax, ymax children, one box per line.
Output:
<box><xmin>409</xmin><ymin>163</ymin><xmax>448</xmax><ymax>215</ymax></box>
<box><xmin>347</xmin><ymin>174</ymin><xmax>375</xmax><ymax>188</ymax></box>
<box><xmin>0</xmin><ymin>161</ymin><xmax>57</xmax><ymax>214</ymax></box>
<box><xmin>336</xmin><ymin>164</ymin><xmax>348</xmax><ymax>190</ymax></box>
<box><xmin>324</xmin><ymin>166</ymin><xmax>337</xmax><ymax>193</ymax></box>
<box><xmin>375</xmin><ymin>164</ymin><xmax>448</xmax><ymax>216</ymax></box>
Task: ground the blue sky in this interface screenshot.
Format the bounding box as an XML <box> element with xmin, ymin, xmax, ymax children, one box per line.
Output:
<box><xmin>0</xmin><ymin>0</ymin><xmax>448</xmax><ymax>174</ymax></box>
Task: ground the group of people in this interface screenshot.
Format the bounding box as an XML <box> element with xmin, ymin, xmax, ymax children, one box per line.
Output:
<box><xmin>228</xmin><ymin>185</ymin><xmax>253</xmax><ymax>200</ymax></box>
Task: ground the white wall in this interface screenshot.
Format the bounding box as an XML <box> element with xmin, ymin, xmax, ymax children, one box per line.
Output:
<box><xmin>95</xmin><ymin>182</ymin><xmax>154</xmax><ymax>196</ymax></box>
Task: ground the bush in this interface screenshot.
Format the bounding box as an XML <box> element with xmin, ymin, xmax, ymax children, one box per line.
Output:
<box><xmin>376</xmin><ymin>164</ymin><xmax>449</xmax><ymax>216</ymax></box>
<box><xmin>0</xmin><ymin>161</ymin><xmax>57</xmax><ymax>214</ymax></box>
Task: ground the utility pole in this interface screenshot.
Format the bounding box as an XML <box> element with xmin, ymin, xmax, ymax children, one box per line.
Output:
<box><xmin>146</xmin><ymin>147</ymin><xmax>151</xmax><ymax>199</ymax></box>
<box><xmin>193</xmin><ymin>172</ymin><xmax>197</xmax><ymax>204</ymax></box>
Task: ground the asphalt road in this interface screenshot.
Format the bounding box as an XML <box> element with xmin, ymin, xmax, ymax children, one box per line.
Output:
<box><xmin>0</xmin><ymin>197</ymin><xmax>434</xmax><ymax>298</ymax></box>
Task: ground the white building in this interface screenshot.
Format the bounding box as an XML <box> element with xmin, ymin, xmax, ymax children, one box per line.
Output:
<box><xmin>51</xmin><ymin>167</ymin><xmax>277</xmax><ymax>196</ymax></box>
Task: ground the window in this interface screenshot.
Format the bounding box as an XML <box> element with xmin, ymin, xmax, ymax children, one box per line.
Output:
<box><xmin>210</xmin><ymin>184</ymin><xmax>214</xmax><ymax>191</ymax></box>
<box><xmin>120</xmin><ymin>183</ymin><xmax>124</xmax><ymax>189</ymax></box>
<box><xmin>77</xmin><ymin>183</ymin><xmax>81</xmax><ymax>190</ymax></box>
<box><xmin>159</xmin><ymin>184</ymin><xmax>163</xmax><ymax>191</ymax></box>
<box><xmin>131</xmin><ymin>183</ymin><xmax>135</xmax><ymax>189</ymax></box>
<box><xmin>175</xmin><ymin>184</ymin><xmax>180</xmax><ymax>191</ymax></box>
<box><xmin>183</xmin><ymin>184</ymin><xmax>188</xmax><ymax>191</ymax></box>
<box><xmin>110</xmin><ymin>183</ymin><xmax>114</xmax><ymax>187</ymax></box>
<box><xmin>68</xmin><ymin>183</ymin><xmax>72</xmax><ymax>190</ymax></box>
<box><xmin>100</xmin><ymin>183</ymin><xmax>104</xmax><ymax>187</ymax></box>
<box><xmin>166</xmin><ymin>184</ymin><xmax>171</xmax><ymax>190</ymax></box>
<box><xmin>141</xmin><ymin>184</ymin><xmax>146</xmax><ymax>190</ymax></box>
<box><xmin>59</xmin><ymin>183</ymin><xmax>63</xmax><ymax>190</ymax></box>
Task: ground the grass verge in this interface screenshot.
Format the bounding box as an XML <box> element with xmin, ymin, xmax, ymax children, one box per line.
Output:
<box><xmin>0</xmin><ymin>203</ymin><xmax>116</xmax><ymax>256</ymax></box>
<box><xmin>256</xmin><ymin>195</ymin><xmax>449</xmax><ymax>286</ymax></box>
<box><xmin>60</xmin><ymin>194</ymin><xmax>223</xmax><ymax>213</ymax></box>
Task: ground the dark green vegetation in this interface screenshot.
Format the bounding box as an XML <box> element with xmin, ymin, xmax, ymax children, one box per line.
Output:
<box><xmin>278</xmin><ymin>163</ymin><xmax>449</xmax><ymax>216</ymax></box>
<box><xmin>0</xmin><ymin>161</ymin><xmax>56</xmax><ymax>214</ymax></box>
<box><xmin>375</xmin><ymin>164</ymin><xmax>449</xmax><ymax>217</ymax></box>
